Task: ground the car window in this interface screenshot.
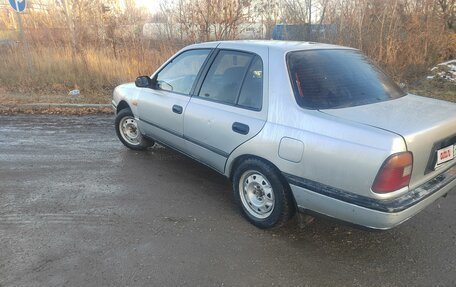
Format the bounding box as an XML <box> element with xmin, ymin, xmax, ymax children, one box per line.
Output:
<box><xmin>156</xmin><ymin>49</ymin><xmax>211</xmax><ymax>95</ymax></box>
<box><xmin>287</xmin><ymin>49</ymin><xmax>406</xmax><ymax>109</ymax></box>
<box><xmin>199</xmin><ymin>50</ymin><xmax>252</xmax><ymax>105</ymax></box>
<box><xmin>237</xmin><ymin>56</ymin><xmax>263</xmax><ymax>110</ymax></box>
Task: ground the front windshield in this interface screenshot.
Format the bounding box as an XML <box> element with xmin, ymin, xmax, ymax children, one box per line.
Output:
<box><xmin>287</xmin><ymin>49</ymin><xmax>406</xmax><ymax>109</ymax></box>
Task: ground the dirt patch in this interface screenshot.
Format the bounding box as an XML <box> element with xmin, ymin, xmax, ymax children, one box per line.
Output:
<box><xmin>0</xmin><ymin>106</ymin><xmax>113</xmax><ymax>115</ymax></box>
<box><xmin>0</xmin><ymin>90</ymin><xmax>111</xmax><ymax>106</ymax></box>
<box><xmin>0</xmin><ymin>89</ymin><xmax>113</xmax><ymax>115</ymax></box>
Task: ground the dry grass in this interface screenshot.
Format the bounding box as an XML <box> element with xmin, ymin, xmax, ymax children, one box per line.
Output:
<box><xmin>408</xmin><ymin>80</ymin><xmax>456</xmax><ymax>103</ymax></box>
<box><xmin>1</xmin><ymin>0</ymin><xmax>454</xmax><ymax>110</ymax></box>
<box><xmin>0</xmin><ymin>41</ymin><xmax>454</xmax><ymax>108</ymax></box>
<box><xmin>0</xmin><ymin>44</ymin><xmax>177</xmax><ymax>105</ymax></box>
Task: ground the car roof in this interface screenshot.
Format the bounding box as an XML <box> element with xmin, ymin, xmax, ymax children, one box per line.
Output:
<box><xmin>187</xmin><ymin>40</ymin><xmax>356</xmax><ymax>53</ymax></box>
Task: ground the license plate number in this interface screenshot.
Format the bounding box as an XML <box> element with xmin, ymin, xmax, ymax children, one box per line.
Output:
<box><xmin>435</xmin><ymin>144</ymin><xmax>455</xmax><ymax>168</ymax></box>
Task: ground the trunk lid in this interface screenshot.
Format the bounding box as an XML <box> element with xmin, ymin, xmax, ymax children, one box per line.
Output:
<box><xmin>321</xmin><ymin>94</ymin><xmax>456</xmax><ymax>189</ymax></box>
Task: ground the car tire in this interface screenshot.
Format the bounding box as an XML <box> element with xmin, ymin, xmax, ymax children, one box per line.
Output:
<box><xmin>233</xmin><ymin>158</ymin><xmax>295</xmax><ymax>229</ymax></box>
<box><xmin>115</xmin><ymin>108</ymin><xmax>153</xmax><ymax>150</ymax></box>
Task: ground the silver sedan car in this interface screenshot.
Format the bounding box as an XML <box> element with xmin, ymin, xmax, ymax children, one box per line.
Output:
<box><xmin>112</xmin><ymin>40</ymin><xmax>456</xmax><ymax>230</ymax></box>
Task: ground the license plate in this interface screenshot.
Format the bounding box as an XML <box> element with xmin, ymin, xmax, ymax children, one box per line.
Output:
<box><xmin>435</xmin><ymin>144</ymin><xmax>455</xmax><ymax>168</ymax></box>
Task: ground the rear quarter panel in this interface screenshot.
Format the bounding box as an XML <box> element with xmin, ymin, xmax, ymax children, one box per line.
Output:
<box><xmin>226</xmin><ymin>109</ymin><xmax>407</xmax><ymax>199</ymax></box>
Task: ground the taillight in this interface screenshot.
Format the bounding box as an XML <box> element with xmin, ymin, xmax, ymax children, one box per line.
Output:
<box><xmin>372</xmin><ymin>152</ymin><xmax>413</xmax><ymax>193</ymax></box>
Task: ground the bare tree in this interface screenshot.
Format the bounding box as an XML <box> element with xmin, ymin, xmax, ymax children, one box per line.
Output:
<box><xmin>437</xmin><ymin>0</ymin><xmax>455</xmax><ymax>30</ymax></box>
<box><xmin>170</xmin><ymin>0</ymin><xmax>249</xmax><ymax>41</ymax></box>
<box><xmin>253</xmin><ymin>0</ymin><xmax>280</xmax><ymax>38</ymax></box>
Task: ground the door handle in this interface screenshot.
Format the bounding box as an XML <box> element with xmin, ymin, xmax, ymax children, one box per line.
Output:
<box><xmin>232</xmin><ymin>122</ymin><xmax>249</xmax><ymax>135</ymax></box>
<box><xmin>172</xmin><ymin>105</ymin><xmax>183</xmax><ymax>114</ymax></box>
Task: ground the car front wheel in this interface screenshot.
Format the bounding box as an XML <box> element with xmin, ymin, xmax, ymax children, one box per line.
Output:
<box><xmin>233</xmin><ymin>158</ymin><xmax>295</xmax><ymax>229</ymax></box>
<box><xmin>115</xmin><ymin>108</ymin><xmax>153</xmax><ymax>150</ymax></box>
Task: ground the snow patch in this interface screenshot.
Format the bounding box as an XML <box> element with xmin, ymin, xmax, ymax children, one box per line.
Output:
<box><xmin>427</xmin><ymin>59</ymin><xmax>456</xmax><ymax>83</ymax></box>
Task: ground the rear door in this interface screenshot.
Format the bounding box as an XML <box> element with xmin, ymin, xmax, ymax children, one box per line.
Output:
<box><xmin>137</xmin><ymin>49</ymin><xmax>212</xmax><ymax>151</ymax></box>
<box><xmin>183</xmin><ymin>46</ymin><xmax>268</xmax><ymax>172</ymax></box>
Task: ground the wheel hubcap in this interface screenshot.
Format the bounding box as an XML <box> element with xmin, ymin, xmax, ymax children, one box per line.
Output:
<box><xmin>119</xmin><ymin>116</ymin><xmax>140</xmax><ymax>145</ymax></box>
<box><xmin>239</xmin><ymin>170</ymin><xmax>275</xmax><ymax>219</ymax></box>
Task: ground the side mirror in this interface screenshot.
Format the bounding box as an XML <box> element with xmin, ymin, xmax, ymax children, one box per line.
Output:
<box><xmin>135</xmin><ymin>76</ymin><xmax>154</xmax><ymax>88</ymax></box>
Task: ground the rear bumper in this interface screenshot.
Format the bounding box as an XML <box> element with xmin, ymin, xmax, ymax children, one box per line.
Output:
<box><xmin>287</xmin><ymin>164</ymin><xmax>456</xmax><ymax>230</ymax></box>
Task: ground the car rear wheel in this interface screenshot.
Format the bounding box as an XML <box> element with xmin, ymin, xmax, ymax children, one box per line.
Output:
<box><xmin>115</xmin><ymin>108</ymin><xmax>153</xmax><ymax>150</ymax></box>
<box><xmin>233</xmin><ymin>158</ymin><xmax>295</xmax><ymax>229</ymax></box>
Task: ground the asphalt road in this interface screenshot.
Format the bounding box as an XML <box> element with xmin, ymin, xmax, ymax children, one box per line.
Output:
<box><xmin>0</xmin><ymin>114</ymin><xmax>455</xmax><ymax>287</ymax></box>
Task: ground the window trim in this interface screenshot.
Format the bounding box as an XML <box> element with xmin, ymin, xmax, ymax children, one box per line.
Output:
<box><xmin>193</xmin><ymin>48</ymin><xmax>264</xmax><ymax>112</ymax></box>
<box><xmin>236</xmin><ymin>55</ymin><xmax>263</xmax><ymax>111</ymax></box>
<box><xmin>151</xmin><ymin>48</ymin><xmax>214</xmax><ymax>97</ymax></box>
<box><xmin>235</xmin><ymin>56</ymin><xmax>256</xmax><ymax>104</ymax></box>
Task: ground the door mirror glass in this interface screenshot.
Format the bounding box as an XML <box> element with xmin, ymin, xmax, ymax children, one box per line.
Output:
<box><xmin>135</xmin><ymin>76</ymin><xmax>153</xmax><ymax>88</ymax></box>
<box><xmin>157</xmin><ymin>80</ymin><xmax>173</xmax><ymax>91</ymax></box>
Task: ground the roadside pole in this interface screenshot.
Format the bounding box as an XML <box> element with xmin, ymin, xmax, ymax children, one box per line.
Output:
<box><xmin>11</xmin><ymin>0</ymin><xmax>33</xmax><ymax>73</ymax></box>
<box><xmin>16</xmin><ymin>8</ymin><xmax>34</xmax><ymax>74</ymax></box>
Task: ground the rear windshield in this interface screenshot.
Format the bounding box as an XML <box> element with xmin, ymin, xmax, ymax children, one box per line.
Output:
<box><xmin>287</xmin><ymin>49</ymin><xmax>406</xmax><ymax>109</ymax></box>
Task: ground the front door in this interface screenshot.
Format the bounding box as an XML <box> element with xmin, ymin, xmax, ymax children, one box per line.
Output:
<box><xmin>137</xmin><ymin>49</ymin><xmax>212</xmax><ymax>151</ymax></box>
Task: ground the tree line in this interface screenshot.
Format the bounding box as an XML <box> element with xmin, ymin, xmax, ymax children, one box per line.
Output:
<box><xmin>0</xmin><ymin>0</ymin><xmax>454</xmax><ymax>82</ymax></box>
